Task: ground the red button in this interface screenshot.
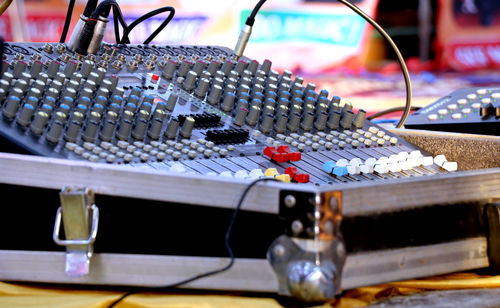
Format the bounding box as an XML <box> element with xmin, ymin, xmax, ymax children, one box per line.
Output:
<box><xmin>285</xmin><ymin>166</ymin><xmax>298</xmax><ymax>177</ymax></box>
<box><xmin>294</xmin><ymin>173</ymin><xmax>310</xmax><ymax>183</ymax></box>
<box><xmin>152</xmin><ymin>74</ymin><xmax>160</xmax><ymax>81</ymax></box>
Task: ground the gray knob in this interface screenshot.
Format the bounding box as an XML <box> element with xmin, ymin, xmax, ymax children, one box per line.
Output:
<box><xmin>341</xmin><ymin>103</ymin><xmax>352</xmax><ymax>116</ymax></box>
<box><xmin>63</xmin><ymin>113</ymin><xmax>84</xmax><ymax>142</ymax></box>
<box><xmin>247</xmin><ymin>60</ymin><xmax>259</xmax><ymax>75</ymax></box>
<box><xmin>77</xmin><ymin>95</ymin><xmax>91</xmax><ymax>107</ymax></box>
<box><xmin>234</xmin><ymin>60</ymin><xmax>248</xmax><ymax>74</ymax></box>
<box><xmin>95</xmin><ymin>67</ymin><xmax>106</xmax><ymax>84</ymax></box>
<box><xmin>221</xmin><ymin>92</ymin><xmax>236</xmax><ymax>112</ymax></box>
<box><xmin>162</xmin><ymin>60</ymin><xmax>177</xmax><ymax>80</ymax></box>
<box><xmin>2</xmin><ymin>96</ymin><xmax>21</xmax><ymax>119</ymax></box>
<box><xmin>41</xmin><ymin>103</ymin><xmax>54</xmax><ymax>117</ymax></box>
<box><xmin>14</xmin><ymin>79</ymin><xmax>29</xmax><ymax>93</ymax></box>
<box><xmin>327</xmin><ymin>111</ymin><xmax>341</xmax><ymax>130</ymax></box>
<box><xmin>194</xmin><ymin>78</ymin><xmax>209</xmax><ymax>98</ymax></box>
<box><xmin>224</xmin><ymin>84</ymin><xmax>236</xmax><ymax>96</ymax></box>
<box><xmin>116</xmin><ymin>110</ymin><xmax>134</xmax><ymax>140</ymax></box>
<box><xmin>26</xmin><ymin>88</ymin><xmax>42</xmax><ymax>101</ymax></box>
<box><xmin>274</xmin><ymin>113</ymin><xmax>288</xmax><ymax>133</ymax></box>
<box><xmin>178</xmin><ymin>60</ymin><xmax>193</xmax><ymax>77</ymax></box>
<box><xmin>183</xmin><ymin>71</ymin><xmax>198</xmax><ymax>91</ymax></box>
<box><xmin>63</xmin><ymin>87</ymin><xmax>77</xmax><ymax>100</ymax></box>
<box><xmin>30</xmin><ymin>60</ymin><xmax>44</xmax><ymax>77</ymax></box>
<box><xmin>99</xmin><ymin>111</ymin><xmax>118</xmax><ymax>141</ymax></box>
<box><xmin>314</xmin><ymin>111</ymin><xmax>328</xmax><ymax>131</ymax></box>
<box><xmin>207</xmin><ymin>61</ymin><xmax>220</xmax><ymax>75</ymax></box>
<box><xmin>0</xmin><ymin>79</ymin><xmax>10</xmax><ymax>93</ymax></box>
<box><xmin>207</xmin><ymin>84</ymin><xmax>222</xmax><ymax>105</ymax></box>
<box><xmin>67</xmin><ymin>79</ymin><xmax>80</xmax><ymax>91</ymax></box>
<box><xmin>19</xmin><ymin>72</ymin><xmax>31</xmax><ymax>85</ymax></box>
<box><xmin>49</xmin><ymin>80</ymin><xmax>63</xmax><ymax>93</ymax></box>
<box><xmin>301</xmin><ymin>112</ymin><xmax>315</xmax><ymax>131</ymax></box>
<box><xmin>54</xmin><ymin>71</ymin><xmax>66</xmax><ymax>84</ymax></box>
<box><xmin>287</xmin><ymin>112</ymin><xmax>301</xmax><ymax>132</ymax></box>
<box><xmin>13</xmin><ymin>61</ymin><xmax>27</xmax><ymax>78</ymax></box>
<box><xmin>240</xmin><ymin>77</ymin><xmax>252</xmax><ymax>88</ymax></box>
<box><xmin>100</xmin><ymin>79</ymin><xmax>113</xmax><ymax>91</ymax></box>
<box><xmin>166</xmin><ymin>93</ymin><xmax>178</xmax><ymax>111</ymax></box>
<box><xmin>9</xmin><ymin>87</ymin><xmax>24</xmax><ymax>100</ymax></box>
<box><xmin>164</xmin><ymin>118</ymin><xmax>180</xmax><ymax>139</ymax></box>
<box><xmin>278</xmin><ymin>83</ymin><xmax>290</xmax><ymax>94</ymax></box>
<box><xmin>276</xmin><ymin>104</ymin><xmax>288</xmax><ymax>117</ymax></box>
<box><xmin>340</xmin><ymin>110</ymin><xmax>354</xmax><ymax>130</ymax></box>
<box><xmin>129</xmin><ymin>86</ymin><xmax>142</xmax><ymax>98</ymax></box>
<box><xmin>237</xmin><ymin>84</ymin><xmax>250</xmax><ymax>98</ymax></box>
<box><xmin>16</xmin><ymin>103</ymin><xmax>36</xmax><ymax>126</ymax></box>
<box><xmin>82</xmin><ymin>111</ymin><xmax>102</xmax><ymax>142</ymax></box>
<box><xmin>96</xmin><ymin>87</ymin><xmax>110</xmax><ymax>101</ymax></box>
<box><xmin>304</xmin><ymin>103</ymin><xmax>315</xmax><ymax>114</ymax></box>
<box><xmin>30</xmin><ymin>111</ymin><xmax>50</xmax><ymax>135</ymax></box>
<box><xmin>192</xmin><ymin>60</ymin><xmax>207</xmax><ymax>75</ymax></box>
<box><xmin>83</xmin><ymin>79</ymin><xmax>97</xmax><ymax>91</ymax></box>
<box><xmin>226</xmin><ymin>77</ymin><xmax>238</xmax><ymax>88</ymax></box>
<box><xmin>220</xmin><ymin>60</ymin><xmax>235</xmax><ymax>75</ymax></box>
<box><xmin>180</xmin><ymin>116</ymin><xmax>195</xmax><ymax>138</ymax></box>
<box><xmin>304</xmin><ymin>82</ymin><xmax>316</xmax><ymax>94</ymax></box>
<box><xmin>147</xmin><ymin>109</ymin><xmax>166</xmax><ymax>140</ymax></box>
<box><xmin>318</xmin><ymin>89</ymin><xmax>329</xmax><ymax>100</ymax></box>
<box><xmin>43</xmin><ymin>96</ymin><xmax>57</xmax><ymax>108</ymax></box>
<box><xmin>46</xmin><ymin>112</ymin><xmax>68</xmax><ymax>143</ymax></box>
<box><xmin>260</xmin><ymin>59</ymin><xmax>272</xmax><ymax>75</ymax></box>
<box><xmin>353</xmin><ymin>109</ymin><xmax>366</xmax><ymax>129</ymax></box>
<box><xmin>246</xmin><ymin>105</ymin><xmax>260</xmax><ymax>126</ymax></box>
<box><xmin>80</xmin><ymin>60</ymin><xmax>94</xmax><ymax>78</ymax></box>
<box><xmin>233</xmin><ymin>107</ymin><xmax>248</xmax><ymax>126</ymax></box>
<box><xmin>260</xmin><ymin>113</ymin><xmax>274</xmax><ymax>134</ymax></box>
<box><xmin>132</xmin><ymin>110</ymin><xmax>149</xmax><ymax>140</ymax></box>
<box><xmin>63</xmin><ymin>60</ymin><xmax>78</xmax><ymax>77</ymax></box>
<box><xmin>2</xmin><ymin>72</ymin><xmax>14</xmax><ymax>84</ymax></box>
<box><xmin>32</xmin><ymin>80</ymin><xmax>46</xmax><ymax>92</ymax></box>
<box><xmin>236</xmin><ymin>99</ymin><xmax>248</xmax><ymax>112</ymax></box>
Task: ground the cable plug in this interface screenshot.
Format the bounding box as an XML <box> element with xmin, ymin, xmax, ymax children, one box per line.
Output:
<box><xmin>67</xmin><ymin>15</ymin><xmax>88</xmax><ymax>52</ymax></box>
<box><xmin>233</xmin><ymin>24</ymin><xmax>252</xmax><ymax>60</ymax></box>
<box><xmin>74</xmin><ymin>18</ymin><xmax>97</xmax><ymax>56</ymax></box>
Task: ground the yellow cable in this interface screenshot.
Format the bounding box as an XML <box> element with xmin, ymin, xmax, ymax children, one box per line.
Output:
<box><xmin>0</xmin><ymin>0</ymin><xmax>13</xmax><ymax>16</ymax></box>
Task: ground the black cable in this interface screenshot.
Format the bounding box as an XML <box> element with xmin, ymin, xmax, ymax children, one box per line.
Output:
<box><xmin>367</xmin><ymin>106</ymin><xmax>421</xmax><ymax>120</ymax></box>
<box><xmin>120</xmin><ymin>6</ymin><xmax>175</xmax><ymax>44</ymax></box>
<box><xmin>246</xmin><ymin>0</ymin><xmax>266</xmax><ymax>26</ymax></box>
<box><xmin>83</xmin><ymin>0</ymin><xmax>98</xmax><ymax>18</ymax></box>
<box><xmin>106</xmin><ymin>177</ymin><xmax>280</xmax><ymax>308</ymax></box>
<box><xmin>59</xmin><ymin>0</ymin><xmax>75</xmax><ymax>43</ymax></box>
<box><xmin>91</xmin><ymin>0</ymin><xmax>128</xmax><ymax>44</ymax></box>
<box><xmin>335</xmin><ymin>0</ymin><xmax>412</xmax><ymax>128</ymax></box>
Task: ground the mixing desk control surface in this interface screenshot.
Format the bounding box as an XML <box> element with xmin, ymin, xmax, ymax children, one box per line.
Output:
<box><xmin>0</xmin><ymin>42</ymin><xmax>455</xmax><ymax>186</ymax></box>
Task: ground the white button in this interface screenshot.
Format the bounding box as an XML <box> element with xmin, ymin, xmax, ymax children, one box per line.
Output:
<box><xmin>312</xmin><ymin>135</ymin><xmax>320</xmax><ymax>142</ymax></box>
<box><xmin>166</xmin><ymin>149</ymin><xmax>174</xmax><ymax>155</ymax></box>
<box><xmin>481</xmin><ymin>98</ymin><xmax>491</xmax><ymax>104</ymax></box>
<box><xmin>339</xmin><ymin>141</ymin><xmax>346</xmax><ymax>148</ymax></box>
<box><xmin>317</xmin><ymin>132</ymin><xmax>326</xmax><ymax>137</ymax></box>
<box><xmin>197</xmin><ymin>138</ymin><xmax>206</xmax><ymax>145</ymax></box>
<box><xmin>364</xmin><ymin>132</ymin><xmax>373</xmax><ymax>138</ymax></box>
<box><xmin>472</xmin><ymin>103</ymin><xmax>481</xmax><ymax>109</ymax></box>
<box><xmin>133</xmin><ymin>141</ymin><xmax>144</xmax><ymax>148</ymax></box>
<box><xmin>377</xmin><ymin>156</ymin><xmax>389</xmax><ymax>165</ymax></box>
<box><xmin>325</xmin><ymin>142</ymin><xmax>333</xmax><ymax>149</ymax></box>
<box><xmin>252</xmin><ymin>130</ymin><xmax>261</xmax><ymax>137</ymax></box>
<box><xmin>83</xmin><ymin>142</ymin><xmax>95</xmax><ymax>150</ymax></box>
<box><xmin>462</xmin><ymin>108</ymin><xmax>471</xmax><ymax>114</ymax></box>
<box><xmin>150</xmin><ymin>141</ymin><xmax>160</xmax><ymax>147</ymax></box>
<box><xmin>82</xmin><ymin>152</ymin><xmax>91</xmax><ymax>159</ymax></box>
<box><xmin>140</xmin><ymin>153</ymin><xmax>150</xmax><ymax>161</ymax></box>
<box><xmin>166</xmin><ymin>140</ymin><xmax>176</xmax><ymax>146</ymax></box>
<box><xmin>347</xmin><ymin>165</ymin><xmax>360</xmax><ymax>175</ymax></box>
<box><xmin>492</xmin><ymin>92</ymin><xmax>500</xmax><ymax>99</ymax></box>
<box><xmin>318</xmin><ymin>140</ymin><xmax>326</xmax><ymax>145</ymax></box>
<box><xmin>377</xmin><ymin>139</ymin><xmax>385</xmax><ymax>146</ymax></box>
<box><xmin>368</xmin><ymin>126</ymin><xmax>379</xmax><ymax>134</ymax></box>
<box><xmin>438</xmin><ymin>109</ymin><xmax>447</xmax><ymax>115</ymax></box>
<box><xmin>467</xmin><ymin>93</ymin><xmax>477</xmax><ymax>100</ymax></box>
<box><xmin>383</xmin><ymin>135</ymin><xmax>391</xmax><ymax>141</ymax></box>
<box><xmin>204</xmin><ymin>149</ymin><xmax>213</xmax><ymax>158</ymax></box>
<box><xmin>197</xmin><ymin>146</ymin><xmax>205</xmax><ymax>153</ymax></box>
<box><xmin>116</xmin><ymin>151</ymin><xmax>125</xmax><ymax>158</ymax></box>
<box><xmin>325</xmin><ymin>134</ymin><xmax>334</xmax><ymax>141</ymax></box>
<box><xmin>304</xmin><ymin>132</ymin><xmax>313</xmax><ymax>138</ymax></box>
<box><xmin>126</xmin><ymin>145</ymin><xmax>136</xmax><ymax>152</ymax></box>
<box><xmin>339</xmin><ymin>133</ymin><xmax>346</xmax><ymax>140</ymax></box>
<box><xmin>157</xmin><ymin>152</ymin><xmax>166</xmax><ymax>160</ymax></box>
<box><xmin>188</xmin><ymin>150</ymin><xmax>197</xmax><ymax>159</ymax></box>
<box><xmin>447</xmin><ymin>104</ymin><xmax>457</xmax><ymax>110</ymax></box>
<box><xmin>390</xmin><ymin>137</ymin><xmax>398</xmax><ymax>144</ymax></box>
<box><xmin>358</xmin><ymin>137</ymin><xmax>365</xmax><ymax>143</ymax></box>
<box><xmin>298</xmin><ymin>136</ymin><xmax>307</xmax><ymax>142</ymax></box>
<box><xmin>457</xmin><ymin>99</ymin><xmax>467</xmax><ymax>105</ymax></box>
<box><xmin>249</xmin><ymin>169</ymin><xmax>264</xmax><ymax>179</ymax></box>
<box><xmin>410</xmin><ymin>150</ymin><xmax>422</xmax><ymax>158</ymax></box>
<box><xmin>205</xmin><ymin>141</ymin><xmax>214</xmax><ymax>148</ymax></box>
<box><xmin>117</xmin><ymin>141</ymin><xmax>128</xmax><ymax>149</ymax></box>
<box><xmin>476</xmin><ymin>89</ymin><xmax>487</xmax><ymax>95</ymax></box>
<box><xmin>290</xmin><ymin>133</ymin><xmax>300</xmax><ymax>139</ymax></box>
<box><xmin>452</xmin><ymin>113</ymin><xmax>461</xmax><ymax>119</ymax></box>
<box><xmin>74</xmin><ymin>146</ymin><xmax>84</xmax><ymax>155</ymax></box>
<box><xmin>100</xmin><ymin>142</ymin><xmax>112</xmax><ymax>150</ymax></box>
<box><xmin>365</xmin><ymin>157</ymin><xmax>377</xmax><ymax>166</ymax></box>
<box><xmin>311</xmin><ymin>143</ymin><xmax>320</xmax><ymax>150</ymax></box>
<box><xmin>351</xmin><ymin>140</ymin><xmax>360</xmax><ymax>147</ymax></box>
<box><xmin>291</xmin><ymin>141</ymin><xmax>299</xmax><ymax>147</ymax></box>
<box><xmin>427</xmin><ymin>114</ymin><xmax>438</xmax><ymax>120</ymax></box>
<box><xmin>227</xmin><ymin>145</ymin><xmax>235</xmax><ymax>151</ymax></box>
<box><xmin>388</xmin><ymin>154</ymin><xmax>399</xmax><ymax>163</ymax></box>
<box><xmin>158</xmin><ymin>144</ymin><xmax>168</xmax><ymax>151</ymax></box>
<box><xmin>345</xmin><ymin>137</ymin><xmax>353</xmax><ymax>144</ymax></box>
<box><xmin>350</xmin><ymin>158</ymin><xmax>362</xmax><ymax>166</ymax></box>
<box><xmin>172</xmin><ymin>151</ymin><xmax>182</xmax><ymax>159</ymax></box>
<box><xmin>65</xmin><ymin>142</ymin><xmax>77</xmax><ymax>150</ymax></box>
<box><xmin>181</xmin><ymin>139</ymin><xmax>191</xmax><ymax>145</ymax></box>
<box><xmin>124</xmin><ymin>154</ymin><xmax>133</xmax><ymax>162</ymax></box>
<box><xmin>356</xmin><ymin>129</ymin><xmax>365</xmax><ymax>134</ymax></box>
<box><xmin>266</xmin><ymin>137</ymin><xmax>275</xmax><ymax>145</ymax></box>
<box><xmin>352</xmin><ymin>133</ymin><xmax>360</xmax><ymax>139</ymax></box>
<box><xmin>276</xmin><ymin>133</ymin><xmax>286</xmax><ymax>140</ymax></box>
<box><xmin>374</xmin><ymin>164</ymin><xmax>387</xmax><ymax>174</ymax></box>
<box><xmin>174</xmin><ymin>143</ymin><xmax>183</xmax><ymax>150</ymax></box>
<box><xmin>99</xmin><ymin>151</ymin><xmax>108</xmax><ymax>159</ymax></box>
<box><xmin>364</xmin><ymin>139</ymin><xmax>372</xmax><ymax>146</ymax></box>
<box><xmin>89</xmin><ymin>155</ymin><xmax>99</xmax><ymax>162</ymax></box>
<box><xmin>106</xmin><ymin>154</ymin><xmax>116</xmax><ymax>163</ymax></box>
<box><xmin>331</xmin><ymin>131</ymin><xmax>340</xmax><ymax>137</ymax></box>
<box><xmin>219</xmin><ymin>149</ymin><xmax>228</xmax><ymax>156</ymax></box>
<box><xmin>376</xmin><ymin>131</ymin><xmax>385</xmax><ymax>138</ymax></box>
<box><xmin>297</xmin><ymin>143</ymin><xmax>306</xmax><ymax>151</ymax></box>
<box><xmin>92</xmin><ymin>147</ymin><xmax>102</xmax><ymax>155</ymax></box>
<box><xmin>360</xmin><ymin>164</ymin><xmax>374</xmax><ymax>174</ymax></box>
<box><xmin>142</xmin><ymin>145</ymin><xmax>152</xmax><ymax>152</ymax></box>
<box><xmin>344</xmin><ymin>130</ymin><xmax>352</xmax><ymax>136</ymax></box>
<box><xmin>442</xmin><ymin>161</ymin><xmax>458</xmax><ymax>172</ymax></box>
<box><xmin>285</xmin><ymin>136</ymin><xmax>293</xmax><ymax>143</ymax></box>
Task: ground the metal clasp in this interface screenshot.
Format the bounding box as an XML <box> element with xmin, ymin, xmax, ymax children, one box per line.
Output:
<box><xmin>53</xmin><ymin>187</ymin><xmax>99</xmax><ymax>277</ymax></box>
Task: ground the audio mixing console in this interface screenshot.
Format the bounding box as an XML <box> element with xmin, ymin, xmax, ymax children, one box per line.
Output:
<box><xmin>0</xmin><ymin>42</ymin><xmax>457</xmax><ymax>186</ymax></box>
<box><xmin>405</xmin><ymin>87</ymin><xmax>500</xmax><ymax>136</ymax></box>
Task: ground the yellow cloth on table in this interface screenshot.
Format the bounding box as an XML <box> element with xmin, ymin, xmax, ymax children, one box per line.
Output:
<box><xmin>2</xmin><ymin>273</ymin><xmax>500</xmax><ymax>308</ymax></box>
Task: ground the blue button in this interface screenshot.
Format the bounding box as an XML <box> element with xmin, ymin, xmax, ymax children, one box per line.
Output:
<box><xmin>333</xmin><ymin>167</ymin><xmax>348</xmax><ymax>177</ymax></box>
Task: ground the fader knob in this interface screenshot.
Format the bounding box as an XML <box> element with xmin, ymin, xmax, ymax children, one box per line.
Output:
<box><xmin>63</xmin><ymin>60</ymin><xmax>78</xmax><ymax>77</ymax></box>
<box><xmin>16</xmin><ymin>103</ymin><xmax>35</xmax><ymax>126</ymax></box>
<box><xmin>162</xmin><ymin>60</ymin><xmax>177</xmax><ymax>80</ymax></box>
<box><xmin>314</xmin><ymin>111</ymin><xmax>328</xmax><ymax>131</ymax></box>
<box><xmin>301</xmin><ymin>112</ymin><xmax>315</xmax><ymax>131</ymax></box>
<box><xmin>82</xmin><ymin>111</ymin><xmax>101</xmax><ymax>142</ymax></box>
<box><xmin>274</xmin><ymin>113</ymin><xmax>288</xmax><ymax>133</ymax></box>
<box><xmin>13</xmin><ymin>61</ymin><xmax>27</xmax><ymax>78</ymax></box>
<box><xmin>194</xmin><ymin>78</ymin><xmax>209</xmax><ymax>98</ymax></box>
<box><xmin>207</xmin><ymin>84</ymin><xmax>222</xmax><ymax>105</ymax></box>
<box><xmin>80</xmin><ymin>60</ymin><xmax>94</xmax><ymax>78</ymax></box>
<box><xmin>132</xmin><ymin>110</ymin><xmax>149</xmax><ymax>140</ymax></box>
<box><xmin>116</xmin><ymin>110</ymin><xmax>134</xmax><ymax>140</ymax></box>
<box><xmin>183</xmin><ymin>71</ymin><xmax>198</xmax><ymax>91</ymax></box>
<box><xmin>246</xmin><ymin>105</ymin><xmax>260</xmax><ymax>126</ymax></box>
<box><xmin>147</xmin><ymin>109</ymin><xmax>166</xmax><ymax>140</ymax></box>
<box><xmin>233</xmin><ymin>107</ymin><xmax>248</xmax><ymax>126</ymax></box>
<box><xmin>30</xmin><ymin>60</ymin><xmax>44</xmax><ymax>77</ymax></box>
<box><xmin>46</xmin><ymin>112</ymin><xmax>68</xmax><ymax>143</ymax></box>
<box><xmin>99</xmin><ymin>111</ymin><xmax>118</xmax><ymax>141</ymax></box>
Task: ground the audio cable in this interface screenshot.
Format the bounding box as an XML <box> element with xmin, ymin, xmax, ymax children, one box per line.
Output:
<box><xmin>106</xmin><ymin>177</ymin><xmax>280</xmax><ymax>308</ymax></box>
<box><xmin>234</xmin><ymin>0</ymin><xmax>266</xmax><ymax>60</ymax></box>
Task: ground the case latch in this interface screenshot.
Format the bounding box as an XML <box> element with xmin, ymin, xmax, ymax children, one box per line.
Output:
<box><xmin>53</xmin><ymin>187</ymin><xmax>99</xmax><ymax>277</ymax></box>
